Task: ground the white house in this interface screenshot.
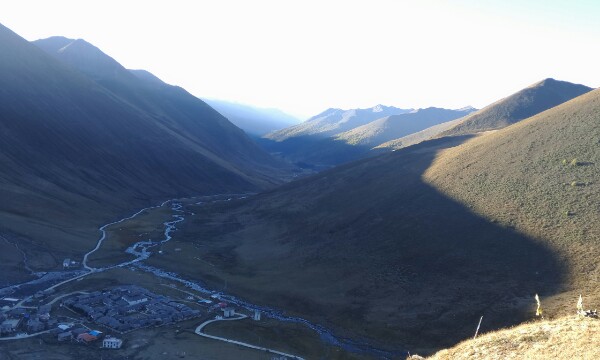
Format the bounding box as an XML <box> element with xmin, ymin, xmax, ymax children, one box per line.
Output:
<box><xmin>222</xmin><ymin>307</ymin><xmax>235</xmax><ymax>318</ymax></box>
<box><xmin>103</xmin><ymin>336</ymin><xmax>123</xmax><ymax>349</ymax></box>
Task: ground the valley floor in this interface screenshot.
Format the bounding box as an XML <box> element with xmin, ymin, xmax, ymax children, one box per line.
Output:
<box><xmin>0</xmin><ymin>195</ymin><xmax>366</xmax><ymax>360</ymax></box>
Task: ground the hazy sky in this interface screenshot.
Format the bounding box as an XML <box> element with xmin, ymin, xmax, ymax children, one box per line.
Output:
<box><xmin>1</xmin><ymin>0</ymin><xmax>599</xmax><ymax>118</ymax></box>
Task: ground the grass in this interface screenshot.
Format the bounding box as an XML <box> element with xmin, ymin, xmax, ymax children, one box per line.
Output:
<box><xmin>147</xmin><ymin>88</ymin><xmax>600</xmax><ymax>356</ymax></box>
<box><xmin>426</xmin><ymin>316</ymin><xmax>600</xmax><ymax>360</ymax></box>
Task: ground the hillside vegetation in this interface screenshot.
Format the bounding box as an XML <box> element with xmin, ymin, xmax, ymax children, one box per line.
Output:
<box><xmin>439</xmin><ymin>78</ymin><xmax>592</xmax><ymax>136</ymax></box>
<box><xmin>375</xmin><ymin>118</ymin><xmax>464</xmax><ymax>151</ymax></box>
<box><xmin>378</xmin><ymin>79</ymin><xmax>592</xmax><ymax>152</ymax></box>
<box><xmin>426</xmin><ymin>315</ymin><xmax>600</xmax><ymax>360</ymax></box>
<box><xmin>150</xmin><ymin>86</ymin><xmax>599</xmax><ymax>355</ymax></box>
<box><xmin>424</xmin><ymin>87</ymin><xmax>600</xmax><ymax>318</ymax></box>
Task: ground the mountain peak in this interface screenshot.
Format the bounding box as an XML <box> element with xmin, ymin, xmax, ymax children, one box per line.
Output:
<box><xmin>34</xmin><ymin>36</ymin><xmax>130</xmax><ymax>82</ymax></box>
<box><xmin>372</xmin><ymin>104</ymin><xmax>385</xmax><ymax>112</ymax></box>
<box><xmin>440</xmin><ymin>78</ymin><xmax>593</xmax><ymax>137</ymax></box>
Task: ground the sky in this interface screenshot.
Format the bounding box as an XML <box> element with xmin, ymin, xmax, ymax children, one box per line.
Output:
<box><xmin>1</xmin><ymin>0</ymin><xmax>599</xmax><ymax>119</ymax></box>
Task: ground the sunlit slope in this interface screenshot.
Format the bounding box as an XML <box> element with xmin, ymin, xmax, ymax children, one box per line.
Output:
<box><xmin>375</xmin><ymin>117</ymin><xmax>463</xmax><ymax>151</ymax></box>
<box><xmin>378</xmin><ymin>79</ymin><xmax>592</xmax><ymax>152</ymax></box>
<box><xmin>425</xmin><ymin>88</ymin><xmax>600</xmax><ymax>309</ymax></box>
<box><xmin>440</xmin><ymin>78</ymin><xmax>592</xmax><ymax>137</ymax></box>
<box><xmin>427</xmin><ymin>316</ymin><xmax>600</xmax><ymax>360</ymax></box>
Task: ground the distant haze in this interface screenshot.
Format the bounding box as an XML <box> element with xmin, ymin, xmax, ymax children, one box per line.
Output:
<box><xmin>1</xmin><ymin>0</ymin><xmax>599</xmax><ymax>118</ymax></box>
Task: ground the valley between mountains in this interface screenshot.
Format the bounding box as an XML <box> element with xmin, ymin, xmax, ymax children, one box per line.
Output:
<box><xmin>0</xmin><ymin>14</ymin><xmax>599</xmax><ymax>360</ymax></box>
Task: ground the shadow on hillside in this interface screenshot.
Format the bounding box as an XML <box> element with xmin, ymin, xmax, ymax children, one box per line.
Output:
<box><xmin>176</xmin><ymin>134</ymin><xmax>568</xmax><ymax>357</ymax></box>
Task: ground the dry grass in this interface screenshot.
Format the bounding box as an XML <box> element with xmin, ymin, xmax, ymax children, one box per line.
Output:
<box><xmin>427</xmin><ymin>316</ymin><xmax>600</xmax><ymax>360</ymax></box>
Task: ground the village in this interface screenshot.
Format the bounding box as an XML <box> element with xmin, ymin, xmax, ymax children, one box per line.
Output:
<box><xmin>0</xmin><ymin>283</ymin><xmax>252</xmax><ymax>351</ymax></box>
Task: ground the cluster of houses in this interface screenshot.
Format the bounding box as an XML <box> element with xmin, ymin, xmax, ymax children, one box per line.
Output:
<box><xmin>0</xmin><ymin>304</ymin><xmax>54</xmax><ymax>336</ymax></box>
<box><xmin>0</xmin><ymin>299</ymin><xmax>124</xmax><ymax>349</ymax></box>
<box><xmin>63</xmin><ymin>285</ymin><xmax>201</xmax><ymax>333</ymax></box>
<box><xmin>56</xmin><ymin>326</ymin><xmax>123</xmax><ymax>349</ymax></box>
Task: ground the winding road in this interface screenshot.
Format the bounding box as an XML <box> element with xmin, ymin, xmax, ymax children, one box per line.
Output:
<box><xmin>1</xmin><ymin>194</ymin><xmax>390</xmax><ymax>357</ymax></box>
<box><xmin>194</xmin><ymin>313</ymin><xmax>305</xmax><ymax>360</ymax></box>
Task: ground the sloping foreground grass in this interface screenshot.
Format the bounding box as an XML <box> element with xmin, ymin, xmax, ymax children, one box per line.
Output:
<box><xmin>422</xmin><ymin>315</ymin><xmax>600</xmax><ymax>359</ymax></box>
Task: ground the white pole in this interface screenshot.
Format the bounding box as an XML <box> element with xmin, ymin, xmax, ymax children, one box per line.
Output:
<box><xmin>473</xmin><ymin>316</ymin><xmax>483</xmax><ymax>339</ymax></box>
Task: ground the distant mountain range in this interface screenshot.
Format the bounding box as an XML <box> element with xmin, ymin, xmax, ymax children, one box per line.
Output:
<box><xmin>0</xmin><ymin>24</ymin><xmax>289</xmax><ymax>272</ymax></box>
<box><xmin>334</xmin><ymin>106</ymin><xmax>476</xmax><ymax>148</ymax></box>
<box><xmin>203</xmin><ymin>99</ymin><xmax>300</xmax><ymax>136</ymax></box>
<box><xmin>266</xmin><ymin>104</ymin><xmax>413</xmax><ymax>141</ymax></box>
<box><xmin>260</xmin><ymin>105</ymin><xmax>472</xmax><ymax>167</ymax></box>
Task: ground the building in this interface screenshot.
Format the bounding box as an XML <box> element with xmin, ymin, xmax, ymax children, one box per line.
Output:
<box><xmin>63</xmin><ymin>259</ymin><xmax>71</xmax><ymax>268</ymax></box>
<box><xmin>222</xmin><ymin>307</ymin><xmax>235</xmax><ymax>318</ymax></box>
<box><xmin>122</xmin><ymin>294</ymin><xmax>148</xmax><ymax>306</ymax></box>
<box><xmin>253</xmin><ymin>310</ymin><xmax>261</xmax><ymax>321</ymax></box>
<box><xmin>103</xmin><ymin>336</ymin><xmax>123</xmax><ymax>349</ymax></box>
<box><xmin>77</xmin><ymin>333</ymin><xmax>97</xmax><ymax>343</ymax></box>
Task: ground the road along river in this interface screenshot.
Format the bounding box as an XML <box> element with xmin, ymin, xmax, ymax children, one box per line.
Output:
<box><xmin>1</xmin><ymin>194</ymin><xmax>398</xmax><ymax>358</ymax></box>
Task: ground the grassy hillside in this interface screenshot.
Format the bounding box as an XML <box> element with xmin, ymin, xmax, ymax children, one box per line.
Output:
<box><xmin>378</xmin><ymin>79</ymin><xmax>592</xmax><ymax>153</ymax></box>
<box><xmin>0</xmin><ymin>24</ymin><xmax>287</xmax><ymax>274</ymax></box>
<box><xmin>335</xmin><ymin>107</ymin><xmax>474</xmax><ymax>148</ymax></box>
<box><xmin>148</xmin><ymin>86</ymin><xmax>599</xmax><ymax>355</ymax></box>
<box><xmin>375</xmin><ymin>118</ymin><xmax>464</xmax><ymax>151</ymax></box>
<box><xmin>425</xmin><ymin>315</ymin><xmax>600</xmax><ymax>360</ymax></box>
<box><xmin>424</xmin><ymin>88</ymin><xmax>600</xmax><ymax>318</ymax></box>
<box><xmin>148</xmin><ymin>137</ymin><xmax>561</xmax><ymax>354</ymax></box>
<box><xmin>439</xmin><ymin>78</ymin><xmax>592</xmax><ymax>137</ymax></box>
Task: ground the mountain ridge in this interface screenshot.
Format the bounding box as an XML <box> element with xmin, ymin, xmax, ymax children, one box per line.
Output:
<box><xmin>0</xmin><ymin>24</ymin><xmax>288</xmax><ymax>275</ymax></box>
<box><xmin>334</xmin><ymin>106</ymin><xmax>476</xmax><ymax>147</ymax></box>
<box><xmin>376</xmin><ymin>78</ymin><xmax>593</xmax><ymax>151</ymax></box>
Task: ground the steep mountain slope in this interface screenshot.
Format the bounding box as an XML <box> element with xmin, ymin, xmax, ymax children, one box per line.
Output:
<box><xmin>440</xmin><ymin>78</ymin><xmax>592</xmax><ymax>137</ymax></box>
<box><xmin>266</xmin><ymin>104</ymin><xmax>412</xmax><ymax>140</ymax></box>
<box><xmin>335</xmin><ymin>107</ymin><xmax>475</xmax><ymax>148</ymax></box>
<box><xmin>33</xmin><ymin>36</ymin><xmax>284</xmax><ymax>180</ymax></box>
<box><xmin>203</xmin><ymin>99</ymin><xmax>300</xmax><ymax>136</ymax></box>
<box><xmin>375</xmin><ymin>117</ymin><xmax>463</xmax><ymax>151</ymax></box>
<box><xmin>424</xmin><ymin>87</ymin><xmax>600</xmax><ymax>316</ymax></box>
<box><xmin>150</xmin><ymin>87</ymin><xmax>599</xmax><ymax>355</ymax></box>
<box><xmin>0</xmin><ymin>24</ymin><xmax>286</xmax><ymax>273</ymax></box>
